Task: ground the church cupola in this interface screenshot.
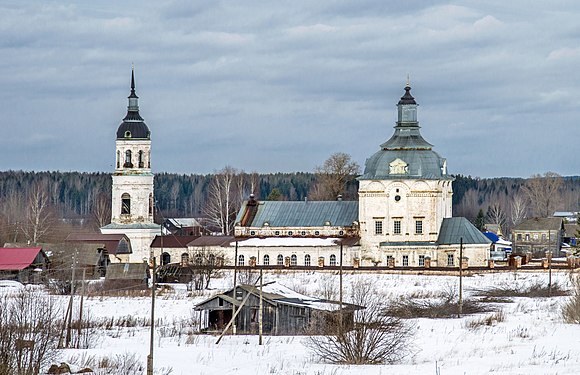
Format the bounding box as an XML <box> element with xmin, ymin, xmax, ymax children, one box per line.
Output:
<box><xmin>117</xmin><ymin>68</ymin><xmax>150</xmax><ymax>140</ymax></box>
<box><xmin>397</xmin><ymin>83</ymin><xmax>418</xmax><ymax>124</ymax></box>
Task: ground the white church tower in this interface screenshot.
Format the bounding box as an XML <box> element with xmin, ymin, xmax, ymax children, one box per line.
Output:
<box><xmin>358</xmin><ymin>82</ymin><xmax>454</xmax><ymax>265</ymax></box>
<box><xmin>101</xmin><ymin>68</ymin><xmax>160</xmax><ymax>262</ymax></box>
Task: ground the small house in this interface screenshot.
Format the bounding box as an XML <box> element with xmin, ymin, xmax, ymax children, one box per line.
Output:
<box><xmin>0</xmin><ymin>247</ymin><xmax>49</xmax><ymax>284</ymax></box>
<box><xmin>511</xmin><ymin>217</ymin><xmax>564</xmax><ymax>258</ymax></box>
<box><xmin>194</xmin><ymin>281</ymin><xmax>362</xmax><ymax>335</ymax></box>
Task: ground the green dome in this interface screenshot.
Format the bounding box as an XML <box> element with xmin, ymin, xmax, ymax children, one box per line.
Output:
<box><xmin>359</xmin><ymin>85</ymin><xmax>451</xmax><ymax>181</ymax></box>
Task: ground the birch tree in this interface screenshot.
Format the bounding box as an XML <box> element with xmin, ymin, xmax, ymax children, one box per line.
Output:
<box><xmin>22</xmin><ymin>184</ymin><xmax>53</xmax><ymax>243</ymax></box>
<box><xmin>510</xmin><ymin>192</ymin><xmax>528</xmax><ymax>227</ymax></box>
<box><xmin>204</xmin><ymin>166</ymin><xmax>242</xmax><ymax>235</ymax></box>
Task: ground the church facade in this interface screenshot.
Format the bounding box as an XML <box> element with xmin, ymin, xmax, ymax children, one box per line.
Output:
<box><xmin>101</xmin><ymin>69</ymin><xmax>161</xmax><ymax>263</ymax></box>
<box><xmin>234</xmin><ymin>83</ymin><xmax>490</xmax><ymax>267</ymax></box>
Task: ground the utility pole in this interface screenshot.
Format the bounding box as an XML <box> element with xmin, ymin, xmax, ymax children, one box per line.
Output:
<box><xmin>259</xmin><ymin>266</ymin><xmax>263</xmax><ymax>345</ymax></box>
<box><xmin>77</xmin><ymin>268</ymin><xmax>86</xmax><ymax>348</ymax></box>
<box><xmin>147</xmin><ymin>256</ymin><xmax>156</xmax><ymax>375</ymax></box>
<box><xmin>458</xmin><ymin>237</ymin><xmax>463</xmax><ymax>318</ymax></box>
<box><xmin>339</xmin><ymin>241</ymin><xmax>343</xmax><ymax>330</ymax></box>
<box><xmin>233</xmin><ymin>240</ymin><xmax>238</xmax><ymax>335</ymax></box>
<box><xmin>548</xmin><ymin>229</ymin><xmax>552</xmax><ymax>297</ymax></box>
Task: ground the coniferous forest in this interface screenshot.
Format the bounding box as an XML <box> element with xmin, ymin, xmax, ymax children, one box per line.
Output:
<box><xmin>0</xmin><ymin>170</ymin><xmax>578</xmax><ymax>245</ymax></box>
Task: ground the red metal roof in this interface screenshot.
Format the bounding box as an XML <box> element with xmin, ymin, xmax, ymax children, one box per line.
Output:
<box><xmin>0</xmin><ymin>247</ymin><xmax>43</xmax><ymax>270</ymax></box>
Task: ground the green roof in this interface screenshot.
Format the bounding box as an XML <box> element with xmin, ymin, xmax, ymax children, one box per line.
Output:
<box><xmin>236</xmin><ymin>200</ymin><xmax>359</xmax><ymax>227</ymax></box>
<box><xmin>436</xmin><ymin>217</ymin><xmax>491</xmax><ymax>245</ymax></box>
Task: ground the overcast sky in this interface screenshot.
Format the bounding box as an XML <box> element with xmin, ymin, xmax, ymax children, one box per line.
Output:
<box><xmin>0</xmin><ymin>1</ymin><xmax>579</xmax><ymax>178</ymax></box>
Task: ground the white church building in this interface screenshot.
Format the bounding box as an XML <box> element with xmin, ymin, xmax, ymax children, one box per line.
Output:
<box><xmin>234</xmin><ymin>83</ymin><xmax>491</xmax><ymax>268</ymax></box>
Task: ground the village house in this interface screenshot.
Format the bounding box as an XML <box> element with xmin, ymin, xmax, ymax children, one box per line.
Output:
<box><xmin>511</xmin><ymin>217</ymin><xmax>564</xmax><ymax>258</ymax></box>
<box><xmin>194</xmin><ymin>281</ymin><xmax>361</xmax><ymax>335</ymax></box>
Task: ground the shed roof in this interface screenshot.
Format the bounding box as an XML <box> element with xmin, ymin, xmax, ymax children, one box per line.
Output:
<box><xmin>151</xmin><ymin>235</ymin><xmax>199</xmax><ymax>248</ymax></box>
<box><xmin>187</xmin><ymin>236</ymin><xmax>235</xmax><ymax>247</ymax></box>
<box><xmin>105</xmin><ymin>262</ymin><xmax>148</xmax><ymax>280</ymax></box>
<box><xmin>65</xmin><ymin>233</ymin><xmax>132</xmax><ymax>255</ymax></box>
<box><xmin>236</xmin><ymin>200</ymin><xmax>359</xmax><ymax>228</ymax></box>
<box><xmin>0</xmin><ymin>247</ymin><xmax>45</xmax><ymax>270</ymax></box>
<box><xmin>436</xmin><ymin>217</ymin><xmax>492</xmax><ymax>245</ymax></box>
<box><xmin>195</xmin><ymin>281</ymin><xmax>362</xmax><ymax>312</ymax></box>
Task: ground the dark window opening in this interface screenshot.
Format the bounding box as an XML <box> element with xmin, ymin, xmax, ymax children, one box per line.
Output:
<box><xmin>121</xmin><ymin>193</ymin><xmax>131</xmax><ymax>215</ymax></box>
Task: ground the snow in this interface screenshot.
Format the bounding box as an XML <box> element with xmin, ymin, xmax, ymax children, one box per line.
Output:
<box><xmin>237</xmin><ymin>237</ymin><xmax>340</xmax><ymax>246</ymax></box>
<box><xmin>38</xmin><ymin>271</ymin><xmax>580</xmax><ymax>374</ymax></box>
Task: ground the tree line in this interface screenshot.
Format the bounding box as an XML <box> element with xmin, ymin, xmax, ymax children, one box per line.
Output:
<box><xmin>0</xmin><ymin>167</ymin><xmax>578</xmax><ymax>244</ymax></box>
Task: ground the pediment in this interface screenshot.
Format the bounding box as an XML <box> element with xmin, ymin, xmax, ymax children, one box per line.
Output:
<box><xmin>389</xmin><ymin>158</ymin><xmax>408</xmax><ymax>175</ymax></box>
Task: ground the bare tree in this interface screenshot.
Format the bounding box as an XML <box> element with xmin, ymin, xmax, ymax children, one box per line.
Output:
<box><xmin>510</xmin><ymin>192</ymin><xmax>528</xmax><ymax>227</ymax></box>
<box><xmin>306</xmin><ymin>278</ymin><xmax>414</xmax><ymax>365</ymax></box>
<box><xmin>521</xmin><ymin>172</ymin><xmax>563</xmax><ymax>217</ymax></box>
<box><xmin>22</xmin><ymin>184</ymin><xmax>53</xmax><ymax>243</ymax></box>
<box><xmin>204</xmin><ymin>166</ymin><xmax>243</xmax><ymax>235</ymax></box>
<box><xmin>0</xmin><ymin>289</ymin><xmax>60</xmax><ymax>375</ymax></box>
<box><xmin>188</xmin><ymin>248</ymin><xmax>226</xmax><ymax>290</ymax></box>
<box><xmin>92</xmin><ymin>192</ymin><xmax>111</xmax><ymax>228</ymax></box>
<box><xmin>311</xmin><ymin>152</ymin><xmax>360</xmax><ymax>200</ymax></box>
<box><xmin>486</xmin><ymin>204</ymin><xmax>506</xmax><ymax>233</ymax></box>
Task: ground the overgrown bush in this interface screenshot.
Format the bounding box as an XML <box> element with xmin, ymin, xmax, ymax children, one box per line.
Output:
<box><xmin>385</xmin><ymin>287</ymin><xmax>492</xmax><ymax>319</ymax></box>
<box><xmin>0</xmin><ymin>289</ymin><xmax>61</xmax><ymax>375</ymax></box>
<box><xmin>562</xmin><ymin>273</ymin><xmax>580</xmax><ymax>323</ymax></box>
<box><xmin>306</xmin><ymin>279</ymin><xmax>414</xmax><ymax>365</ymax></box>
<box><xmin>473</xmin><ymin>280</ymin><xmax>569</xmax><ymax>299</ymax></box>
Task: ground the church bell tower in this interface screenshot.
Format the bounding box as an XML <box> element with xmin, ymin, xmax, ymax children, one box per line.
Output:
<box><xmin>101</xmin><ymin>68</ymin><xmax>160</xmax><ymax>262</ymax></box>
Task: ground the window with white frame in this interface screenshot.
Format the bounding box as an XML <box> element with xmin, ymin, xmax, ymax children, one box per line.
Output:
<box><xmin>415</xmin><ymin>220</ymin><xmax>423</xmax><ymax>234</ymax></box>
<box><xmin>290</xmin><ymin>254</ymin><xmax>297</xmax><ymax>266</ymax></box>
<box><xmin>393</xmin><ymin>220</ymin><xmax>401</xmax><ymax>234</ymax></box>
<box><xmin>375</xmin><ymin>220</ymin><xmax>383</xmax><ymax>235</ymax></box>
<box><xmin>402</xmin><ymin>255</ymin><xmax>409</xmax><ymax>266</ymax></box>
<box><xmin>304</xmin><ymin>254</ymin><xmax>311</xmax><ymax>266</ymax></box>
<box><xmin>330</xmin><ymin>254</ymin><xmax>337</xmax><ymax>266</ymax></box>
<box><xmin>418</xmin><ymin>255</ymin><xmax>425</xmax><ymax>267</ymax></box>
<box><xmin>447</xmin><ymin>253</ymin><xmax>454</xmax><ymax>267</ymax></box>
<box><xmin>238</xmin><ymin>255</ymin><xmax>245</xmax><ymax>266</ymax></box>
<box><xmin>263</xmin><ymin>254</ymin><xmax>270</xmax><ymax>266</ymax></box>
<box><xmin>277</xmin><ymin>254</ymin><xmax>283</xmax><ymax>265</ymax></box>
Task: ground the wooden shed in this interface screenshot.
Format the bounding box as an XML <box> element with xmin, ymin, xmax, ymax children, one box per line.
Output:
<box><xmin>0</xmin><ymin>247</ymin><xmax>49</xmax><ymax>284</ymax></box>
<box><xmin>194</xmin><ymin>281</ymin><xmax>362</xmax><ymax>335</ymax></box>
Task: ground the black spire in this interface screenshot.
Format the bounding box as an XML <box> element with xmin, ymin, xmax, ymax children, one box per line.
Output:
<box><xmin>130</xmin><ymin>67</ymin><xmax>137</xmax><ymax>98</ymax></box>
<box><xmin>397</xmin><ymin>84</ymin><xmax>416</xmax><ymax>105</ymax></box>
<box><xmin>127</xmin><ymin>66</ymin><xmax>140</xmax><ymax>113</ymax></box>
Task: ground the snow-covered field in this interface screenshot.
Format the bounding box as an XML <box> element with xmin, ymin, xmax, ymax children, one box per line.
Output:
<box><xmin>9</xmin><ymin>270</ymin><xmax>580</xmax><ymax>374</ymax></box>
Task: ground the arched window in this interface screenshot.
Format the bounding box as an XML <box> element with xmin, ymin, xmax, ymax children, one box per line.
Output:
<box><xmin>138</xmin><ymin>150</ymin><xmax>144</xmax><ymax>168</ymax></box>
<box><xmin>263</xmin><ymin>254</ymin><xmax>270</xmax><ymax>266</ymax></box>
<box><xmin>121</xmin><ymin>193</ymin><xmax>131</xmax><ymax>215</ymax></box>
<box><xmin>161</xmin><ymin>252</ymin><xmax>171</xmax><ymax>266</ymax></box>
<box><xmin>116</xmin><ymin>151</ymin><xmax>120</xmax><ymax>168</ymax></box>
<box><xmin>195</xmin><ymin>254</ymin><xmax>203</xmax><ymax>265</ymax></box>
<box><xmin>148</xmin><ymin>151</ymin><xmax>151</xmax><ymax>168</ymax></box>
<box><xmin>304</xmin><ymin>254</ymin><xmax>311</xmax><ymax>267</ymax></box>
<box><xmin>149</xmin><ymin>193</ymin><xmax>153</xmax><ymax>216</ymax></box>
<box><xmin>290</xmin><ymin>254</ymin><xmax>297</xmax><ymax>266</ymax></box>
<box><xmin>277</xmin><ymin>254</ymin><xmax>283</xmax><ymax>265</ymax></box>
<box><xmin>238</xmin><ymin>255</ymin><xmax>245</xmax><ymax>266</ymax></box>
<box><xmin>181</xmin><ymin>253</ymin><xmax>190</xmax><ymax>264</ymax></box>
<box><xmin>330</xmin><ymin>254</ymin><xmax>337</xmax><ymax>266</ymax></box>
<box><xmin>124</xmin><ymin>150</ymin><xmax>133</xmax><ymax>168</ymax></box>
